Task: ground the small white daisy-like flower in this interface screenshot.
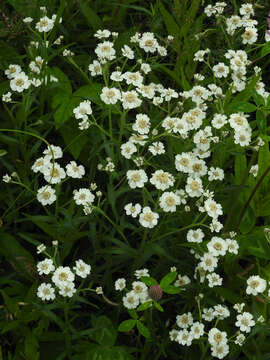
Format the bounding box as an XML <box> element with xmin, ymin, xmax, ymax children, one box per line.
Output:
<box><xmin>43</xmin><ymin>163</ymin><xmax>66</xmax><ymax>184</ymax></box>
<box><xmin>134</xmin><ymin>268</ymin><xmax>149</xmax><ymax>279</ymax></box>
<box><xmin>94</xmin><ymin>29</ymin><xmax>111</xmax><ymax>39</ymax></box>
<box><xmin>187</xmin><ymin>229</ymin><xmax>205</xmax><ymax>243</ymax></box>
<box><xmin>246</xmin><ymin>275</ymin><xmax>267</xmax><ymax>296</ymax></box>
<box><xmin>43</xmin><ymin>145</ymin><xmax>63</xmax><ymax>159</ymax></box>
<box><xmin>140</xmin><ymin>63</ymin><xmax>151</xmax><ymax>74</ymax></box>
<box><xmin>115</xmin><ymin>278</ymin><xmax>126</xmax><ymax>291</ymax></box>
<box><xmin>123</xmin><ymin>290</ymin><xmax>140</xmax><ymax>309</ymax></box>
<box><xmin>148</xmin><ymin>142</ymin><xmax>165</xmax><ymax>156</ymax></box>
<box><xmin>210</xmin><ymin>343</ymin><xmax>229</xmax><ymax>359</ymax></box>
<box><xmin>235</xmin><ymin>312</ymin><xmax>255</xmax><ymax>333</ymax></box>
<box><xmin>37</xmin><ymin>244</ymin><xmax>46</xmax><ymax>254</ymax></box>
<box><xmin>2</xmin><ymin>92</ymin><xmax>12</xmax><ymax>102</ymax></box>
<box><xmin>174</xmin><ymin>274</ymin><xmax>191</xmax><ymax>287</ymax></box>
<box><xmin>204</xmin><ymin>198</ymin><xmax>223</xmax><ymax>218</ymax></box>
<box><xmin>88</xmin><ymin>60</ymin><xmax>102</xmax><ymax>76</ymax></box>
<box><xmin>190</xmin><ymin>322</ymin><xmax>204</xmax><ymax>339</ymax></box>
<box><xmin>110</xmin><ymin>71</ymin><xmax>124</xmax><ymax>82</ymax></box>
<box><xmin>10</xmin><ymin>72</ymin><xmax>31</xmax><ymax>92</ymax></box>
<box><xmin>3</xmin><ymin>174</ymin><xmax>12</xmax><ymax>183</ymax></box>
<box><xmin>176</xmin><ymin>312</ymin><xmax>193</xmax><ymax>329</ymax></box>
<box><xmin>5</xmin><ymin>64</ymin><xmax>22</xmax><ymax>79</ymax></box>
<box><xmin>235</xmin><ymin>333</ymin><xmax>245</xmax><ymax>346</ymax></box>
<box><xmin>73</xmin><ymin>100</ymin><xmax>92</xmax><ymax>120</ymax></box>
<box><xmin>36</xmin><ymin>16</ymin><xmax>54</xmax><ymax>32</ymax></box>
<box><xmin>176</xmin><ymin>330</ymin><xmax>193</xmax><ymax>346</ymax></box>
<box><xmin>100</xmin><ymin>87</ymin><xmax>121</xmax><ymax>104</ymax></box>
<box><xmin>185</xmin><ymin>177</ymin><xmax>203</xmax><ymax>198</ymax></box>
<box><xmin>239</xmin><ymin>3</ymin><xmax>254</xmax><ymax>18</ymax></box>
<box><xmin>126</xmin><ymin>169</ymin><xmax>148</xmax><ymax>189</ymax></box>
<box><xmin>66</xmin><ymin>161</ymin><xmax>85</xmax><ymax>179</ymax></box>
<box><xmin>207</xmin><ymin>272</ymin><xmax>223</xmax><ymax>288</ymax></box>
<box><xmin>52</xmin><ymin>266</ymin><xmax>75</xmax><ymax>287</ymax></box>
<box><xmin>199</xmin><ymin>253</ymin><xmax>218</xmax><ymax>272</ymax></box>
<box><xmin>208</xmin><ymin>328</ymin><xmax>228</xmax><ymax>346</ymax></box>
<box><xmin>139</xmin><ymin>207</ymin><xmax>159</xmax><ymax>228</ymax></box>
<box><xmin>124</xmin><ymin>203</ymin><xmax>141</xmax><ymax>217</ymax></box>
<box><xmin>150</xmin><ymin>170</ymin><xmax>175</xmax><ymax>191</ymax></box>
<box><xmin>73</xmin><ymin>259</ymin><xmax>91</xmax><ymax>278</ymax></box>
<box><xmin>159</xmin><ymin>192</ymin><xmax>180</xmax><ymax>213</ymax></box>
<box><xmin>120</xmin><ymin>141</ymin><xmax>137</xmax><ymax>159</ymax></box>
<box><xmin>132</xmin><ymin>114</ymin><xmax>151</xmax><ymax>134</ymax></box>
<box><xmin>139</xmin><ymin>32</ymin><xmax>158</xmax><ymax>53</ymax></box>
<box><xmin>37</xmin><ymin>283</ymin><xmax>55</xmax><ymax>301</ymax></box>
<box><xmin>213</xmin><ymin>305</ymin><xmax>230</xmax><ymax>320</ymax></box>
<box><xmin>242</xmin><ymin>27</ymin><xmax>258</xmax><ymax>45</ymax></box>
<box><xmin>202</xmin><ymin>307</ymin><xmax>215</xmax><ymax>322</ymax></box>
<box><xmin>226</xmin><ymin>239</ymin><xmax>239</xmax><ymax>254</ymax></box>
<box><xmin>37</xmin><ymin>259</ymin><xmax>55</xmax><ymax>275</ymax></box>
<box><xmin>249</xmin><ymin>164</ymin><xmax>258</xmax><ymax>177</ymax></box>
<box><xmin>208</xmin><ymin>167</ymin><xmax>224</xmax><ymax>181</ymax></box>
<box><xmin>95</xmin><ymin>41</ymin><xmax>116</xmax><ymax>61</ymax></box>
<box><xmin>73</xmin><ymin>188</ymin><xmax>95</xmax><ymax>206</ymax></box>
<box><xmin>23</xmin><ymin>17</ymin><xmax>33</xmax><ymax>23</ymax></box>
<box><xmin>58</xmin><ymin>281</ymin><xmax>76</xmax><ymax>298</ymax></box>
<box><xmin>207</xmin><ymin>237</ymin><xmax>228</xmax><ymax>257</ymax></box>
<box><xmin>213</xmin><ymin>62</ymin><xmax>229</xmax><ymax>78</ymax></box>
<box><xmin>37</xmin><ymin>185</ymin><xmax>56</xmax><ymax>206</ymax></box>
<box><xmin>121</xmin><ymin>45</ymin><xmax>134</xmax><ymax>59</ymax></box>
<box><xmin>121</xmin><ymin>90</ymin><xmax>142</xmax><ymax>110</ymax></box>
<box><xmin>169</xmin><ymin>329</ymin><xmax>179</xmax><ymax>342</ymax></box>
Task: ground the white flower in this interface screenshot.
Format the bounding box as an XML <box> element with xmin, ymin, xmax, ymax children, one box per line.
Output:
<box><xmin>52</xmin><ymin>266</ymin><xmax>75</xmax><ymax>287</ymax></box>
<box><xmin>207</xmin><ymin>237</ymin><xmax>228</xmax><ymax>257</ymax></box>
<box><xmin>110</xmin><ymin>71</ymin><xmax>123</xmax><ymax>82</ymax></box>
<box><xmin>234</xmin><ymin>130</ymin><xmax>251</xmax><ymax>147</ymax></box>
<box><xmin>169</xmin><ymin>329</ymin><xmax>179</xmax><ymax>342</ymax></box>
<box><xmin>242</xmin><ymin>27</ymin><xmax>258</xmax><ymax>45</ymax></box>
<box><xmin>123</xmin><ymin>71</ymin><xmax>143</xmax><ymax>87</ymax></box>
<box><xmin>235</xmin><ymin>333</ymin><xmax>245</xmax><ymax>346</ymax></box>
<box><xmin>121</xmin><ymin>90</ymin><xmax>142</xmax><ymax>110</ymax></box>
<box><xmin>126</xmin><ymin>169</ymin><xmax>148</xmax><ymax>189</ymax></box>
<box><xmin>210</xmin><ymin>343</ymin><xmax>229</xmax><ymax>359</ymax></box>
<box><xmin>202</xmin><ymin>307</ymin><xmax>215</xmax><ymax>322</ymax></box>
<box><xmin>100</xmin><ymin>87</ymin><xmax>121</xmax><ymax>104</ymax></box>
<box><xmin>95</xmin><ymin>41</ymin><xmax>116</xmax><ymax>61</ymax></box>
<box><xmin>208</xmin><ymin>328</ymin><xmax>228</xmax><ymax>346</ymax></box>
<box><xmin>43</xmin><ymin>145</ymin><xmax>63</xmax><ymax>159</ymax></box>
<box><xmin>120</xmin><ymin>141</ymin><xmax>137</xmax><ymax>159</ymax></box>
<box><xmin>204</xmin><ymin>199</ymin><xmax>223</xmax><ymax>218</ymax></box>
<box><xmin>207</xmin><ymin>273</ymin><xmax>223</xmax><ymax>287</ymax></box>
<box><xmin>73</xmin><ymin>188</ymin><xmax>95</xmax><ymax>206</ymax></box>
<box><xmin>123</xmin><ymin>290</ymin><xmax>140</xmax><ymax>309</ymax></box>
<box><xmin>96</xmin><ymin>286</ymin><xmax>103</xmax><ymax>294</ymax></box>
<box><xmin>249</xmin><ymin>164</ymin><xmax>258</xmax><ymax>177</ymax></box>
<box><xmin>174</xmin><ymin>274</ymin><xmax>191</xmax><ymax>287</ymax></box>
<box><xmin>176</xmin><ymin>312</ymin><xmax>193</xmax><ymax>329</ymax></box>
<box><xmin>10</xmin><ymin>72</ymin><xmax>31</xmax><ymax>92</ymax></box>
<box><xmin>115</xmin><ymin>278</ymin><xmax>126</xmax><ymax>291</ymax></box>
<box><xmin>139</xmin><ymin>32</ymin><xmax>158</xmax><ymax>53</ymax></box>
<box><xmin>37</xmin><ymin>185</ymin><xmax>56</xmax><ymax>206</ymax></box>
<box><xmin>213</xmin><ymin>63</ymin><xmax>229</xmax><ymax>78</ymax></box>
<box><xmin>37</xmin><ymin>283</ymin><xmax>55</xmax><ymax>301</ymax></box>
<box><xmin>37</xmin><ymin>259</ymin><xmax>55</xmax><ymax>275</ymax></box>
<box><xmin>194</xmin><ymin>49</ymin><xmax>210</xmax><ymax>62</ymax></box>
<box><xmin>58</xmin><ymin>281</ymin><xmax>76</xmax><ymax>297</ymax></box>
<box><xmin>73</xmin><ymin>100</ymin><xmax>92</xmax><ymax>120</ymax></box>
<box><xmin>141</xmin><ymin>63</ymin><xmax>151</xmax><ymax>74</ymax></box>
<box><xmin>66</xmin><ymin>161</ymin><xmax>85</xmax><ymax>179</ymax></box>
<box><xmin>185</xmin><ymin>177</ymin><xmax>203</xmax><ymax>198</ymax></box>
<box><xmin>199</xmin><ymin>253</ymin><xmax>218</xmax><ymax>272</ymax></box>
<box><xmin>159</xmin><ymin>192</ymin><xmax>180</xmax><ymax>212</ymax></box>
<box><xmin>134</xmin><ymin>268</ymin><xmax>149</xmax><ymax>279</ymax></box>
<box><xmin>239</xmin><ymin>3</ymin><xmax>254</xmax><ymax>18</ymax></box>
<box><xmin>73</xmin><ymin>259</ymin><xmax>91</xmax><ymax>278</ymax></box>
<box><xmin>121</xmin><ymin>45</ymin><xmax>134</xmax><ymax>59</ymax></box>
<box><xmin>88</xmin><ymin>60</ymin><xmax>102</xmax><ymax>76</ymax></box>
<box><xmin>235</xmin><ymin>312</ymin><xmax>255</xmax><ymax>333</ymax></box>
<box><xmin>132</xmin><ymin>114</ymin><xmax>151</xmax><ymax>134</ymax></box>
<box><xmin>226</xmin><ymin>239</ymin><xmax>239</xmax><ymax>254</ymax></box>
<box><xmin>36</xmin><ymin>16</ymin><xmax>54</xmax><ymax>32</ymax></box>
<box><xmin>94</xmin><ymin>29</ymin><xmax>111</xmax><ymax>39</ymax></box>
<box><xmin>124</xmin><ymin>203</ymin><xmax>141</xmax><ymax>217</ymax></box>
<box><xmin>3</xmin><ymin>174</ymin><xmax>11</xmax><ymax>183</ymax></box>
<box><xmin>175</xmin><ymin>152</ymin><xmax>193</xmax><ymax>173</ymax></box>
<box><xmin>23</xmin><ymin>17</ymin><xmax>33</xmax><ymax>23</ymax></box>
<box><xmin>150</xmin><ymin>170</ymin><xmax>175</xmax><ymax>191</ymax></box>
<box><xmin>2</xmin><ymin>92</ymin><xmax>12</xmax><ymax>102</ymax></box>
<box><xmin>246</xmin><ymin>275</ymin><xmax>267</xmax><ymax>296</ymax></box>
<box><xmin>5</xmin><ymin>64</ymin><xmax>22</xmax><ymax>79</ymax></box>
<box><xmin>43</xmin><ymin>163</ymin><xmax>66</xmax><ymax>184</ymax></box>
<box><xmin>190</xmin><ymin>322</ymin><xmax>204</xmax><ymax>339</ymax></box>
<box><xmin>187</xmin><ymin>229</ymin><xmax>205</xmax><ymax>243</ymax></box>
<box><xmin>176</xmin><ymin>330</ymin><xmax>193</xmax><ymax>346</ymax></box>
<box><xmin>37</xmin><ymin>244</ymin><xmax>46</xmax><ymax>254</ymax></box>
<box><xmin>148</xmin><ymin>142</ymin><xmax>165</xmax><ymax>156</ymax></box>
<box><xmin>139</xmin><ymin>207</ymin><xmax>159</xmax><ymax>228</ymax></box>
<box><xmin>208</xmin><ymin>167</ymin><xmax>224</xmax><ymax>181</ymax></box>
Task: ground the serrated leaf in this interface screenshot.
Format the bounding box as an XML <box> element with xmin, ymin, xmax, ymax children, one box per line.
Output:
<box><xmin>118</xmin><ymin>319</ymin><xmax>136</xmax><ymax>332</ymax></box>
<box><xmin>136</xmin><ymin>320</ymin><xmax>150</xmax><ymax>338</ymax></box>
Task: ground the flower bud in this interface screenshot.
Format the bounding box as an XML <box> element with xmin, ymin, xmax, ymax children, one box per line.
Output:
<box><xmin>148</xmin><ymin>284</ymin><xmax>162</xmax><ymax>301</ymax></box>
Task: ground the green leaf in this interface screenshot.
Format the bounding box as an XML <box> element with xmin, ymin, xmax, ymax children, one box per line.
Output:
<box><xmin>160</xmin><ymin>271</ymin><xmax>177</xmax><ymax>289</ymax></box>
<box><xmin>136</xmin><ymin>320</ymin><xmax>150</xmax><ymax>338</ymax></box>
<box><xmin>90</xmin><ymin>316</ymin><xmax>117</xmax><ymax>346</ymax></box>
<box><xmin>128</xmin><ymin>310</ymin><xmax>138</xmax><ymax>320</ymax></box>
<box><xmin>0</xmin><ymin>149</ymin><xmax>7</xmax><ymax>156</ymax></box>
<box><xmin>153</xmin><ymin>301</ymin><xmax>164</xmax><ymax>312</ymax></box>
<box><xmin>158</xmin><ymin>0</ymin><xmax>179</xmax><ymax>35</ymax></box>
<box><xmin>161</xmin><ymin>285</ymin><xmax>181</xmax><ymax>294</ymax></box>
<box><xmin>118</xmin><ymin>319</ymin><xmax>136</xmax><ymax>332</ymax></box>
<box><xmin>256</xmin><ymin>110</ymin><xmax>266</xmax><ymax>133</ymax></box>
<box><xmin>137</xmin><ymin>301</ymin><xmax>152</xmax><ymax>311</ymax></box>
<box><xmin>79</xmin><ymin>3</ymin><xmax>103</xmax><ymax>30</ymax></box>
<box><xmin>261</xmin><ymin>42</ymin><xmax>270</xmax><ymax>57</ymax></box>
<box><xmin>140</xmin><ymin>276</ymin><xmax>158</xmax><ymax>286</ymax></box>
<box><xmin>228</xmin><ymin>102</ymin><xmax>257</xmax><ymax>113</ymax></box>
<box><xmin>239</xmin><ymin>205</ymin><xmax>256</xmax><ymax>235</ymax></box>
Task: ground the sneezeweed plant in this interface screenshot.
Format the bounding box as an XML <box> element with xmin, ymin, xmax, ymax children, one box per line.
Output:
<box><xmin>2</xmin><ymin>1</ymin><xmax>270</xmax><ymax>359</ymax></box>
